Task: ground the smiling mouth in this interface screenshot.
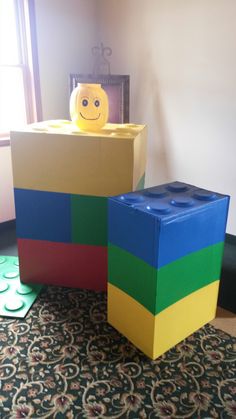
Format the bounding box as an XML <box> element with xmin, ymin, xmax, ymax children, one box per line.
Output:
<box><xmin>80</xmin><ymin>112</ymin><xmax>100</xmax><ymax>121</ymax></box>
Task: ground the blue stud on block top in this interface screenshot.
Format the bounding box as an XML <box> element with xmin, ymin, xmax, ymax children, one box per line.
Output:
<box><xmin>108</xmin><ymin>181</ymin><xmax>230</xmax><ymax>268</ymax></box>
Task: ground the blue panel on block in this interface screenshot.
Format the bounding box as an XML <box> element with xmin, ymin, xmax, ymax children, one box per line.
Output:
<box><xmin>108</xmin><ymin>182</ymin><xmax>230</xmax><ymax>268</ymax></box>
<box><xmin>14</xmin><ymin>188</ymin><xmax>71</xmax><ymax>243</ymax></box>
<box><xmin>108</xmin><ymin>197</ymin><xmax>158</xmax><ymax>267</ymax></box>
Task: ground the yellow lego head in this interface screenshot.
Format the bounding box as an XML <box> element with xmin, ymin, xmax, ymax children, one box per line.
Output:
<box><xmin>70</xmin><ymin>83</ymin><xmax>109</xmax><ymax>131</ymax></box>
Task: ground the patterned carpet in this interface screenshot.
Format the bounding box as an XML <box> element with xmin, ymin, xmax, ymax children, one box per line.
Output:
<box><xmin>0</xmin><ymin>286</ymin><xmax>235</xmax><ymax>418</ymax></box>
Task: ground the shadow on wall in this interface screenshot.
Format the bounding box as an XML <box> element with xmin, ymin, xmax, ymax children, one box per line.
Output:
<box><xmin>131</xmin><ymin>48</ymin><xmax>172</xmax><ymax>186</ymax></box>
<box><xmin>99</xmin><ymin>0</ymin><xmax>172</xmax><ymax>186</ymax></box>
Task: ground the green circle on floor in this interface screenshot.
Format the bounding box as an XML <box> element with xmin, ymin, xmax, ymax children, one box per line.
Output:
<box><xmin>5</xmin><ymin>298</ymin><xmax>24</xmax><ymax>312</ymax></box>
<box><xmin>0</xmin><ymin>257</ymin><xmax>6</xmax><ymax>264</ymax></box>
<box><xmin>16</xmin><ymin>284</ymin><xmax>33</xmax><ymax>295</ymax></box>
<box><xmin>3</xmin><ymin>271</ymin><xmax>19</xmax><ymax>279</ymax></box>
<box><xmin>0</xmin><ymin>282</ymin><xmax>9</xmax><ymax>293</ymax></box>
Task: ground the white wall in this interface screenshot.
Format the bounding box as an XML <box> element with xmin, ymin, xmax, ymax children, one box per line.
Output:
<box><xmin>34</xmin><ymin>0</ymin><xmax>98</xmax><ymax>120</ymax></box>
<box><xmin>97</xmin><ymin>0</ymin><xmax>236</xmax><ymax>234</ymax></box>
<box><xmin>0</xmin><ymin>146</ymin><xmax>15</xmax><ymax>222</ymax></box>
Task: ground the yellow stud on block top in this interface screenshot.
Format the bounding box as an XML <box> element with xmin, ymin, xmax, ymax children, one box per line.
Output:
<box><xmin>108</xmin><ymin>281</ymin><xmax>219</xmax><ymax>359</ymax></box>
<box><xmin>70</xmin><ymin>83</ymin><xmax>109</xmax><ymax>131</ymax></box>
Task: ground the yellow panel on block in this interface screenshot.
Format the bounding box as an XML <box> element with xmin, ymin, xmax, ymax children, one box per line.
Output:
<box><xmin>108</xmin><ymin>283</ymin><xmax>155</xmax><ymax>358</ymax></box>
<box><xmin>133</xmin><ymin>125</ymin><xmax>147</xmax><ymax>190</ymax></box>
<box><xmin>10</xmin><ymin>121</ymin><xmax>147</xmax><ymax>196</ymax></box>
<box><xmin>153</xmin><ymin>280</ymin><xmax>219</xmax><ymax>359</ymax></box>
<box><xmin>108</xmin><ymin>281</ymin><xmax>219</xmax><ymax>359</ymax></box>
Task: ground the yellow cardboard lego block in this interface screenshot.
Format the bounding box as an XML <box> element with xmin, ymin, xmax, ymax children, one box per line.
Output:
<box><xmin>108</xmin><ymin>281</ymin><xmax>219</xmax><ymax>359</ymax></box>
<box><xmin>10</xmin><ymin>121</ymin><xmax>147</xmax><ymax>196</ymax></box>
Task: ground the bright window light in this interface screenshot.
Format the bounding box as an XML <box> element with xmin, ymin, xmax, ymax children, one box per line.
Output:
<box><xmin>0</xmin><ymin>0</ymin><xmax>19</xmax><ymax>65</ymax></box>
<box><xmin>0</xmin><ymin>67</ymin><xmax>27</xmax><ymax>132</ymax></box>
<box><xmin>0</xmin><ymin>0</ymin><xmax>38</xmax><ymax>136</ymax></box>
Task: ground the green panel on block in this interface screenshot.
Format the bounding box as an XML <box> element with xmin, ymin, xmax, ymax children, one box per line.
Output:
<box><xmin>135</xmin><ymin>173</ymin><xmax>145</xmax><ymax>190</ymax></box>
<box><xmin>156</xmin><ymin>241</ymin><xmax>224</xmax><ymax>314</ymax></box>
<box><xmin>108</xmin><ymin>242</ymin><xmax>224</xmax><ymax>316</ymax></box>
<box><xmin>71</xmin><ymin>195</ymin><xmax>107</xmax><ymax>246</ymax></box>
<box><xmin>108</xmin><ymin>243</ymin><xmax>157</xmax><ymax>314</ymax></box>
<box><xmin>0</xmin><ymin>255</ymin><xmax>43</xmax><ymax>318</ymax></box>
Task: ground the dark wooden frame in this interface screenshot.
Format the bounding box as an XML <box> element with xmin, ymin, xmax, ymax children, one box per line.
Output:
<box><xmin>69</xmin><ymin>74</ymin><xmax>130</xmax><ymax>123</ymax></box>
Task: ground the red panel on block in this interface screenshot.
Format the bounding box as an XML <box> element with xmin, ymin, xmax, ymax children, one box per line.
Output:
<box><xmin>17</xmin><ymin>239</ymin><xmax>107</xmax><ymax>291</ymax></box>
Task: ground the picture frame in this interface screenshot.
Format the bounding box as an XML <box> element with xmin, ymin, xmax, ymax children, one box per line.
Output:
<box><xmin>69</xmin><ymin>74</ymin><xmax>130</xmax><ymax>123</ymax></box>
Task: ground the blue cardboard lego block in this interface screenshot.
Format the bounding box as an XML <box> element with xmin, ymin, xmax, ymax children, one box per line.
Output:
<box><xmin>108</xmin><ymin>182</ymin><xmax>230</xmax><ymax>268</ymax></box>
<box><xmin>14</xmin><ymin>188</ymin><xmax>71</xmax><ymax>243</ymax></box>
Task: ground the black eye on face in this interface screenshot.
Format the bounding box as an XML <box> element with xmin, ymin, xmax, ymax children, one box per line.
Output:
<box><xmin>82</xmin><ymin>99</ymin><xmax>88</xmax><ymax>107</ymax></box>
<box><xmin>94</xmin><ymin>99</ymin><xmax>100</xmax><ymax>107</ymax></box>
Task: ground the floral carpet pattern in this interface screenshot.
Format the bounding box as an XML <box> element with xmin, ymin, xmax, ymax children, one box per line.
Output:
<box><xmin>0</xmin><ymin>286</ymin><xmax>235</xmax><ymax>418</ymax></box>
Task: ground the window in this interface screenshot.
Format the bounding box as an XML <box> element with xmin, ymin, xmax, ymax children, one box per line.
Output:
<box><xmin>0</xmin><ymin>0</ymin><xmax>41</xmax><ymax>144</ymax></box>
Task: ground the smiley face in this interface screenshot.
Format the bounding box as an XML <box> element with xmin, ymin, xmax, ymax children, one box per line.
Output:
<box><xmin>70</xmin><ymin>83</ymin><xmax>109</xmax><ymax>131</ymax></box>
<box><xmin>80</xmin><ymin>97</ymin><xmax>101</xmax><ymax>121</ymax></box>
